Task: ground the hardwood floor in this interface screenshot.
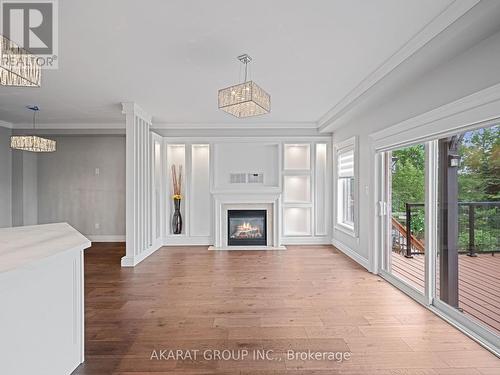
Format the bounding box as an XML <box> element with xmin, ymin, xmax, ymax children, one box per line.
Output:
<box><xmin>73</xmin><ymin>243</ymin><xmax>499</xmax><ymax>374</ymax></box>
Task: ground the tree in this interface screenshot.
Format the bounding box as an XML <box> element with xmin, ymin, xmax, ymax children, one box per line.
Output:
<box><xmin>392</xmin><ymin>145</ymin><xmax>426</xmax><ymax>238</ymax></box>
<box><xmin>459</xmin><ymin>126</ymin><xmax>500</xmax><ymax>201</ymax></box>
<box><xmin>392</xmin><ymin>145</ymin><xmax>425</xmax><ymax>213</ymax></box>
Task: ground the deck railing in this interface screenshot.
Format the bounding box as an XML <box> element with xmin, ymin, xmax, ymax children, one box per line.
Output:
<box><xmin>392</xmin><ymin>201</ymin><xmax>500</xmax><ymax>257</ymax></box>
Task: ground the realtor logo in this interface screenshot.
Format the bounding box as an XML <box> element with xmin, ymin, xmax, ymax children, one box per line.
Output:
<box><xmin>0</xmin><ymin>0</ymin><xmax>58</xmax><ymax>68</ymax></box>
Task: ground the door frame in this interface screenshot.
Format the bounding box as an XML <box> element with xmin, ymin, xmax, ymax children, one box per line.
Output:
<box><xmin>374</xmin><ymin>141</ymin><xmax>434</xmax><ymax>306</ymax></box>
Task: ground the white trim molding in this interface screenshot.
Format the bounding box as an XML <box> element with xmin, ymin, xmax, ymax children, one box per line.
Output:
<box><xmin>371</xmin><ymin>83</ymin><xmax>500</xmax><ymax>151</ymax></box>
<box><xmin>212</xmin><ymin>194</ymin><xmax>281</xmax><ymax>249</ymax></box>
<box><xmin>282</xmin><ymin>236</ymin><xmax>331</xmax><ymax>245</ymax></box>
<box><xmin>122</xmin><ymin>102</ymin><xmax>153</xmax><ymax>124</ymax></box>
<box><xmin>318</xmin><ymin>0</ymin><xmax>481</xmax><ymax>133</ymax></box>
<box><xmin>333</xmin><ymin>136</ymin><xmax>359</xmax><ymax>238</ymax></box>
<box><xmin>332</xmin><ymin>238</ymin><xmax>369</xmax><ymax>271</ymax></box>
<box><xmin>163</xmin><ymin>236</ymin><xmax>212</xmax><ymax>246</ymax></box>
<box><xmin>153</xmin><ymin>122</ymin><xmax>317</xmax><ymax>130</ymax></box>
<box><xmin>12</xmin><ymin>122</ymin><xmax>124</xmax><ymax>130</ymax></box>
<box><xmin>0</xmin><ymin>120</ymin><xmax>13</xmax><ymax>129</ymax></box>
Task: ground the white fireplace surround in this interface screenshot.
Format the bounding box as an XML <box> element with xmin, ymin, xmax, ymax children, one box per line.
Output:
<box><xmin>209</xmin><ymin>193</ymin><xmax>285</xmax><ymax>250</ymax></box>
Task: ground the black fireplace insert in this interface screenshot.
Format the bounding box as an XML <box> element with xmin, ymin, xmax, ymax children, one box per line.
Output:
<box><xmin>227</xmin><ymin>209</ymin><xmax>267</xmax><ymax>246</ymax></box>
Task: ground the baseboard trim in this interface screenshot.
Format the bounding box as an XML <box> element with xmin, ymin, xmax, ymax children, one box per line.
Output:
<box><xmin>281</xmin><ymin>236</ymin><xmax>331</xmax><ymax>245</ymax></box>
<box><xmin>121</xmin><ymin>244</ymin><xmax>161</xmax><ymax>267</ymax></box>
<box><xmin>331</xmin><ymin>238</ymin><xmax>369</xmax><ymax>270</ymax></box>
<box><xmin>163</xmin><ymin>236</ymin><xmax>212</xmax><ymax>246</ymax></box>
<box><xmin>87</xmin><ymin>235</ymin><xmax>125</xmax><ymax>242</ymax></box>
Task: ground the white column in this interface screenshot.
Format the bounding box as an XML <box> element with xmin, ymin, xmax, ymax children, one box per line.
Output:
<box><xmin>121</xmin><ymin>102</ymin><xmax>160</xmax><ymax>267</ymax></box>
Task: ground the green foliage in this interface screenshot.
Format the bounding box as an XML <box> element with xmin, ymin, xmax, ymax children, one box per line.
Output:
<box><xmin>459</xmin><ymin>126</ymin><xmax>500</xmax><ymax>202</ymax></box>
<box><xmin>391</xmin><ymin>126</ymin><xmax>499</xmax><ymax>251</ymax></box>
<box><xmin>391</xmin><ymin>145</ymin><xmax>425</xmax><ymax>214</ymax></box>
<box><xmin>410</xmin><ymin>209</ymin><xmax>425</xmax><ymax>240</ymax></box>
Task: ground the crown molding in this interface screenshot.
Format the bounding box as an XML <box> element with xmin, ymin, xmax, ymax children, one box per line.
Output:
<box><xmin>12</xmin><ymin>122</ymin><xmax>124</xmax><ymax>129</ymax></box>
<box><xmin>151</xmin><ymin>121</ymin><xmax>317</xmax><ymax>130</ymax></box>
<box><xmin>317</xmin><ymin>0</ymin><xmax>480</xmax><ymax>133</ymax></box>
<box><xmin>371</xmin><ymin>82</ymin><xmax>500</xmax><ymax>150</ymax></box>
<box><xmin>121</xmin><ymin>102</ymin><xmax>153</xmax><ymax>123</ymax></box>
<box><xmin>9</xmin><ymin>121</ymin><xmax>318</xmax><ymax>132</ymax></box>
<box><xmin>0</xmin><ymin>120</ymin><xmax>13</xmax><ymax>129</ymax></box>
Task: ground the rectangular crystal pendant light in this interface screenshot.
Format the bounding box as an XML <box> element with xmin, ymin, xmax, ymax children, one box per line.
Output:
<box><xmin>10</xmin><ymin>135</ymin><xmax>56</xmax><ymax>152</ymax></box>
<box><xmin>218</xmin><ymin>54</ymin><xmax>270</xmax><ymax>118</ymax></box>
<box><xmin>0</xmin><ymin>34</ymin><xmax>41</xmax><ymax>87</ymax></box>
<box><xmin>218</xmin><ymin>81</ymin><xmax>271</xmax><ymax>118</ymax></box>
<box><xmin>10</xmin><ymin>106</ymin><xmax>56</xmax><ymax>152</ymax></box>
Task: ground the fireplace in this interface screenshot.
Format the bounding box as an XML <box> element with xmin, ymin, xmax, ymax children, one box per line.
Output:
<box><xmin>227</xmin><ymin>209</ymin><xmax>267</xmax><ymax>246</ymax></box>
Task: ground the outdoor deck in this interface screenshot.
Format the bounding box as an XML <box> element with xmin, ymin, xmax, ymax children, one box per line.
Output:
<box><xmin>392</xmin><ymin>252</ymin><xmax>500</xmax><ymax>334</ymax></box>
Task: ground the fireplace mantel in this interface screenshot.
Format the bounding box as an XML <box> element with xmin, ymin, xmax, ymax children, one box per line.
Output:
<box><xmin>209</xmin><ymin>192</ymin><xmax>285</xmax><ymax>250</ymax></box>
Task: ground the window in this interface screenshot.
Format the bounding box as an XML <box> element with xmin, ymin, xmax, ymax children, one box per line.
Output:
<box><xmin>335</xmin><ymin>138</ymin><xmax>357</xmax><ymax>235</ymax></box>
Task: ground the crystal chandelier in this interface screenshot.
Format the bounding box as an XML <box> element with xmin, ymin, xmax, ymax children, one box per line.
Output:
<box><xmin>0</xmin><ymin>34</ymin><xmax>41</xmax><ymax>87</ymax></box>
<box><xmin>218</xmin><ymin>54</ymin><xmax>270</xmax><ymax>118</ymax></box>
<box><xmin>10</xmin><ymin>106</ymin><xmax>56</xmax><ymax>152</ymax></box>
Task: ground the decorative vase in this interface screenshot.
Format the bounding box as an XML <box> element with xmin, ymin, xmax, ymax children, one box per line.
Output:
<box><xmin>172</xmin><ymin>198</ymin><xmax>182</xmax><ymax>234</ymax></box>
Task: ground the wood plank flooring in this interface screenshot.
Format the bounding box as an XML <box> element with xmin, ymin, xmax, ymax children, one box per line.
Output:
<box><xmin>72</xmin><ymin>243</ymin><xmax>499</xmax><ymax>374</ymax></box>
<box><xmin>392</xmin><ymin>253</ymin><xmax>500</xmax><ymax>333</ymax></box>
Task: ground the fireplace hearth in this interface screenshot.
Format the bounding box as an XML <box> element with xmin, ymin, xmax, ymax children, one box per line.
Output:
<box><xmin>227</xmin><ymin>209</ymin><xmax>267</xmax><ymax>246</ymax></box>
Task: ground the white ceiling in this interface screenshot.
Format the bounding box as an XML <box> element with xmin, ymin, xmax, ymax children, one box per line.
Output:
<box><xmin>0</xmin><ymin>0</ymin><xmax>462</xmax><ymax>127</ymax></box>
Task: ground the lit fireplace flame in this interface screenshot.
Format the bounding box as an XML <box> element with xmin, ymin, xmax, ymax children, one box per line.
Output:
<box><xmin>230</xmin><ymin>221</ymin><xmax>263</xmax><ymax>239</ymax></box>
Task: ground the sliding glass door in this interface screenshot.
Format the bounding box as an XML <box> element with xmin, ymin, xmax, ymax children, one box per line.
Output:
<box><xmin>377</xmin><ymin>123</ymin><xmax>499</xmax><ymax>351</ymax></box>
<box><xmin>381</xmin><ymin>144</ymin><xmax>427</xmax><ymax>295</ymax></box>
<box><xmin>436</xmin><ymin>125</ymin><xmax>500</xmax><ymax>335</ymax></box>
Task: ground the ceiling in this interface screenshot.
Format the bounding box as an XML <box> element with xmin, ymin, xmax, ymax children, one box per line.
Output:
<box><xmin>0</xmin><ymin>0</ymin><xmax>466</xmax><ymax>128</ymax></box>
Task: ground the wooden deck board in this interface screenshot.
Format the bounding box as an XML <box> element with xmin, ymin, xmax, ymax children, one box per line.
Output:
<box><xmin>392</xmin><ymin>252</ymin><xmax>500</xmax><ymax>333</ymax></box>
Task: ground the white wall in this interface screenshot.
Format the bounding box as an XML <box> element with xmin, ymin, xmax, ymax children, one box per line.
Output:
<box><xmin>37</xmin><ymin>136</ymin><xmax>125</xmax><ymax>239</ymax></box>
<box><xmin>331</xmin><ymin>27</ymin><xmax>500</xmax><ymax>267</ymax></box>
<box><xmin>213</xmin><ymin>143</ymin><xmax>280</xmax><ymax>190</ymax></box>
<box><xmin>11</xmin><ymin>150</ymin><xmax>38</xmax><ymax>226</ymax></box>
<box><xmin>0</xmin><ymin>127</ymin><xmax>12</xmax><ymax>228</ymax></box>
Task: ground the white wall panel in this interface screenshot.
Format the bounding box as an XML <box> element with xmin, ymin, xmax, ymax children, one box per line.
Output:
<box><xmin>214</xmin><ymin>143</ymin><xmax>279</xmax><ymax>189</ymax></box>
<box><xmin>283</xmin><ymin>175</ymin><xmax>311</xmax><ymax>203</ymax></box>
<box><xmin>284</xmin><ymin>144</ymin><xmax>310</xmax><ymax>170</ymax></box>
<box><xmin>315</xmin><ymin>143</ymin><xmax>328</xmax><ymax>235</ymax></box>
<box><xmin>190</xmin><ymin>144</ymin><xmax>211</xmax><ymax>236</ymax></box>
<box><xmin>153</xmin><ymin>138</ymin><xmax>162</xmax><ymax>241</ymax></box>
<box><xmin>283</xmin><ymin>207</ymin><xmax>311</xmax><ymax>236</ymax></box>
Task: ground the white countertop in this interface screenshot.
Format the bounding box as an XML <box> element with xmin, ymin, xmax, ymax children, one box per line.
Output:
<box><xmin>0</xmin><ymin>222</ymin><xmax>91</xmax><ymax>274</ymax></box>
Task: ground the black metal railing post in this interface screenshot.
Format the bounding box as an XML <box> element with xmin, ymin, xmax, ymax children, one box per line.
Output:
<box><xmin>467</xmin><ymin>204</ymin><xmax>477</xmax><ymax>257</ymax></box>
<box><xmin>405</xmin><ymin>203</ymin><xmax>413</xmax><ymax>258</ymax></box>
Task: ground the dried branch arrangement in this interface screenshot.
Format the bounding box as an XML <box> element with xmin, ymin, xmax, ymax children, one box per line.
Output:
<box><xmin>171</xmin><ymin>165</ymin><xmax>183</xmax><ymax>198</ymax></box>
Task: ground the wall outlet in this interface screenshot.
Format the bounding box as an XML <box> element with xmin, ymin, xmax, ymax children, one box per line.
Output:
<box><xmin>94</xmin><ymin>223</ymin><xmax>100</xmax><ymax>230</ymax></box>
<box><xmin>95</xmin><ymin>167</ymin><xmax>100</xmax><ymax>176</ymax></box>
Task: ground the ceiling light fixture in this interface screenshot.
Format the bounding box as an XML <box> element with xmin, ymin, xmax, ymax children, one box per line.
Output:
<box><xmin>0</xmin><ymin>34</ymin><xmax>41</xmax><ymax>87</ymax></box>
<box><xmin>218</xmin><ymin>54</ymin><xmax>270</xmax><ymax>118</ymax></box>
<box><xmin>10</xmin><ymin>106</ymin><xmax>56</xmax><ymax>152</ymax></box>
